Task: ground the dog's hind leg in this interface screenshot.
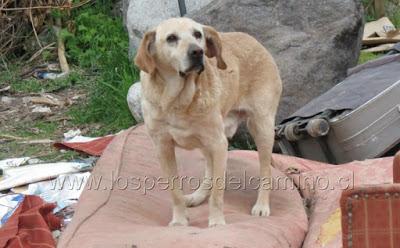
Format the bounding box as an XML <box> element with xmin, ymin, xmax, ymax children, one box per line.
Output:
<box><xmin>184</xmin><ymin>149</ymin><xmax>212</xmax><ymax>207</ymax></box>
<box><xmin>247</xmin><ymin>113</ymin><xmax>275</xmax><ymax>217</ymax></box>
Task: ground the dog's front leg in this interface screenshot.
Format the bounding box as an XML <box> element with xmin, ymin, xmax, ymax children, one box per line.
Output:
<box><xmin>205</xmin><ymin>136</ymin><xmax>228</xmax><ymax>227</ymax></box>
<box><xmin>184</xmin><ymin>149</ymin><xmax>212</xmax><ymax>207</ymax></box>
<box><xmin>155</xmin><ymin>138</ymin><xmax>188</xmax><ymax>226</ymax></box>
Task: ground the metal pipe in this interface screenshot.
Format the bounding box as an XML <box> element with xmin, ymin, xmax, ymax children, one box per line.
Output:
<box><xmin>178</xmin><ymin>0</ymin><xmax>187</xmax><ymax>16</ymax></box>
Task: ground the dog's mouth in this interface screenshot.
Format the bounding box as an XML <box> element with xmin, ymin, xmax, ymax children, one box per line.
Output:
<box><xmin>179</xmin><ymin>63</ymin><xmax>204</xmax><ymax>78</ymax></box>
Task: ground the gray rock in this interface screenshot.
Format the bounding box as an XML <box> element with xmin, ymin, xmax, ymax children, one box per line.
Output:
<box><xmin>190</xmin><ymin>0</ymin><xmax>364</xmax><ymax>123</ymax></box>
<box><xmin>126</xmin><ymin>0</ymin><xmax>213</xmax><ymax>56</ymax></box>
<box><xmin>127</xmin><ymin>82</ymin><xmax>144</xmax><ymax>123</ymax></box>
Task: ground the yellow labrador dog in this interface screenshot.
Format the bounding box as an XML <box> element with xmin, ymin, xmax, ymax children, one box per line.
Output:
<box><xmin>135</xmin><ymin>18</ymin><xmax>282</xmax><ymax>227</ymax></box>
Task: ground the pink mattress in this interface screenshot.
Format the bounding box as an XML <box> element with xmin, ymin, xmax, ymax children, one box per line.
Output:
<box><xmin>58</xmin><ymin>125</ymin><xmax>308</xmax><ymax>248</ymax></box>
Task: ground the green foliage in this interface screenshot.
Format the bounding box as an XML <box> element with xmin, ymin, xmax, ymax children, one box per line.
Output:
<box><xmin>65</xmin><ymin>5</ymin><xmax>139</xmax><ymax>134</ymax></box>
<box><xmin>65</xmin><ymin>10</ymin><xmax>124</xmax><ymax>69</ymax></box>
<box><xmin>389</xmin><ymin>8</ymin><xmax>400</xmax><ymax>27</ymax></box>
<box><xmin>362</xmin><ymin>0</ymin><xmax>400</xmax><ymax>27</ymax></box>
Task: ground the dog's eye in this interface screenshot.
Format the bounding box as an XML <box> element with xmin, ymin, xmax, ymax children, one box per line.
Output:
<box><xmin>166</xmin><ymin>34</ymin><xmax>178</xmax><ymax>43</ymax></box>
<box><xmin>193</xmin><ymin>31</ymin><xmax>202</xmax><ymax>39</ymax></box>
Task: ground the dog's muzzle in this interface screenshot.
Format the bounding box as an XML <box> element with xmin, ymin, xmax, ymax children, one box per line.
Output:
<box><xmin>179</xmin><ymin>44</ymin><xmax>204</xmax><ymax>77</ymax></box>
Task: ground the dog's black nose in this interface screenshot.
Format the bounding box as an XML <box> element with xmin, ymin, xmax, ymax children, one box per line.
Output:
<box><xmin>188</xmin><ymin>44</ymin><xmax>204</xmax><ymax>60</ymax></box>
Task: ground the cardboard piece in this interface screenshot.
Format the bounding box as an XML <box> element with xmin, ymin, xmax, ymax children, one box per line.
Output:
<box><xmin>363</xmin><ymin>17</ymin><xmax>400</xmax><ymax>46</ymax></box>
<box><xmin>362</xmin><ymin>43</ymin><xmax>395</xmax><ymax>52</ymax></box>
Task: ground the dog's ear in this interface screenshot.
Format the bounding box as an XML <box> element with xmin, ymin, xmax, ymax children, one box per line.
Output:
<box><xmin>134</xmin><ymin>31</ymin><xmax>156</xmax><ymax>74</ymax></box>
<box><xmin>203</xmin><ymin>26</ymin><xmax>227</xmax><ymax>70</ymax></box>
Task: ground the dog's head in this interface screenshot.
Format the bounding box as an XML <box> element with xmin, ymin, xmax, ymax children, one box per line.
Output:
<box><xmin>134</xmin><ymin>18</ymin><xmax>227</xmax><ymax>77</ymax></box>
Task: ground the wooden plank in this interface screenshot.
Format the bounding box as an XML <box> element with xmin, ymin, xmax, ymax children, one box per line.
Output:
<box><xmin>374</xmin><ymin>0</ymin><xmax>385</xmax><ymax>18</ymax></box>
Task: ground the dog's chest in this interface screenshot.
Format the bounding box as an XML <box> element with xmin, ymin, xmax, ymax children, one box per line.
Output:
<box><xmin>162</xmin><ymin>110</ymin><xmax>245</xmax><ymax>149</ymax></box>
<box><xmin>162</xmin><ymin>115</ymin><xmax>205</xmax><ymax>149</ymax></box>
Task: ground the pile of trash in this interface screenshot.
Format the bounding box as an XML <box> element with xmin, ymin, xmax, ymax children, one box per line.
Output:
<box><xmin>0</xmin><ymin>130</ymin><xmax>115</xmax><ymax>245</ymax></box>
<box><xmin>362</xmin><ymin>17</ymin><xmax>400</xmax><ymax>53</ymax></box>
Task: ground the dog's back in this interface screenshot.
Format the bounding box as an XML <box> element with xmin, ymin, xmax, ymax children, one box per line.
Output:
<box><xmin>209</xmin><ymin>32</ymin><xmax>282</xmax><ymax>116</ymax></box>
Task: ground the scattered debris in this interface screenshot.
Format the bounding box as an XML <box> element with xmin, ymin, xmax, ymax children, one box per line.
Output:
<box><xmin>0</xmin><ymin>86</ymin><xmax>10</xmax><ymax>93</ymax></box>
<box><xmin>63</xmin><ymin>129</ymin><xmax>82</xmax><ymax>140</ymax></box>
<box><xmin>1</xmin><ymin>96</ymin><xmax>15</xmax><ymax>105</ymax></box>
<box><xmin>0</xmin><ymin>135</ymin><xmax>54</xmax><ymax>144</ymax></box>
<box><xmin>55</xmin><ymin>204</ymin><xmax>76</xmax><ymax>229</ymax></box>
<box><xmin>0</xmin><ymin>195</ymin><xmax>61</xmax><ymax>248</ymax></box>
<box><xmin>54</xmin><ymin>135</ymin><xmax>115</xmax><ymax>156</ymax></box>
<box><xmin>0</xmin><ymin>133</ymin><xmax>25</xmax><ymax>141</ymax></box>
<box><xmin>27</xmin><ymin>158</ymin><xmax>43</xmax><ymax>165</ymax></box>
<box><xmin>0</xmin><ymin>85</ymin><xmax>87</xmax><ymax>138</ymax></box>
<box><xmin>71</xmin><ymin>94</ymin><xmax>85</xmax><ymax>101</ymax></box>
<box><xmin>362</xmin><ymin>43</ymin><xmax>395</xmax><ymax>53</ymax></box>
<box><xmin>28</xmin><ymin>94</ymin><xmax>64</xmax><ymax>107</ymax></box>
<box><xmin>0</xmin><ymin>194</ymin><xmax>24</xmax><ymax>227</ymax></box>
<box><xmin>387</xmin><ymin>42</ymin><xmax>400</xmax><ymax>55</ymax></box>
<box><xmin>31</xmin><ymin>105</ymin><xmax>52</xmax><ymax>114</ymax></box>
<box><xmin>36</xmin><ymin>71</ymin><xmax>68</xmax><ymax>80</ymax></box>
<box><xmin>363</xmin><ymin>17</ymin><xmax>400</xmax><ymax>52</ymax></box>
<box><xmin>20</xmin><ymin>63</ymin><xmax>61</xmax><ymax>79</ymax></box>
<box><xmin>66</xmin><ymin>135</ymin><xmax>100</xmax><ymax>143</ymax></box>
<box><xmin>19</xmin><ymin>139</ymin><xmax>54</xmax><ymax>145</ymax></box>
<box><xmin>24</xmin><ymin>172</ymin><xmax>91</xmax><ymax>212</ymax></box>
<box><xmin>0</xmin><ymin>157</ymin><xmax>30</xmax><ymax>170</ymax></box>
<box><xmin>0</xmin><ymin>161</ymin><xmax>93</xmax><ymax>191</ymax></box>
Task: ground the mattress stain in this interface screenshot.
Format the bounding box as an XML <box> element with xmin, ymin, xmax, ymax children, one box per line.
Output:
<box><xmin>318</xmin><ymin>208</ymin><xmax>342</xmax><ymax>246</ymax></box>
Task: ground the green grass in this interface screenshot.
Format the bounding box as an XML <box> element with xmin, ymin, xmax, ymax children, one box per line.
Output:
<box><xmin>0</xmin><ymin>120</ymin><xmax>81</xmax><ymax>161</ymax></box>
<box><xmin>64</xmin><ymin>5</ymin><xmax>139</xmax><ymax>135</ymax></box>
<box><xmin>6</xmin><ymin>121</ymin><xmax>58</xmax><ymax>139</ymax></box>
<box><xmin>0</xmin><ymin>141</ymin><xmax>81</xmax><ymax>161</ymax></box>
<box><xmin>11</xmin><ymin>75</ymin><xmax>78</xmax><ymax>94</ymax></box>
<box><xmin>0</xmin><ymin>65</ymin><xmax>84</xmax><ymax>94</ymax></box>
<box><xmin>358</xmin><ymin>52</ymin><xmax>383</xmax><ymax>64</ymax></box>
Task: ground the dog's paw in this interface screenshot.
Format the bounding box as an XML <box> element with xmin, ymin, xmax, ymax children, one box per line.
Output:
<box><xmin>184</xmin><ymin>192</ymin><xmax>208</xmax><ymax>207</ymax></box>
<box><xmin>251</xmin><ymin>203</ymin><xmax>270</xmax><ymax>217</ymax></box>
<box><xmin>168</xmin><ymin>217</ymin><xmax>189</xmax><ymax>227</ymax></box>
<box><xmin>208</xmin><ymin>217</ymin><xmax>226</xmax><ymax>227</ymax></box>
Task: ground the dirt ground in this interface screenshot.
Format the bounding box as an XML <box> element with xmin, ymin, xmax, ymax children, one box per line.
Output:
<box><xmin>0</xmin><ymin>83</ymin><xmax>100</xmax><ymax>161</ymax></box>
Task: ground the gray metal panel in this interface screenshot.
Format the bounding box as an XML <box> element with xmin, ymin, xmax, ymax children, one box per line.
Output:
<box><xmin>282</xmin><ymin>54</ymin><xmax>400</xmax><ymax>123</ymax></box>
<box><xmin>329</xmin><ymin>81</ymin><xmax>400</xmax><ymax>162</ymax></box>
<box><xmin>276</xmin><ymin>55</ymin><xmax>400</xmax><ymax>164</ymax></box>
